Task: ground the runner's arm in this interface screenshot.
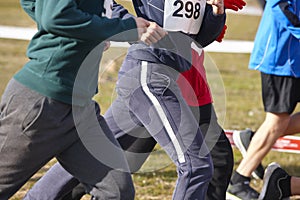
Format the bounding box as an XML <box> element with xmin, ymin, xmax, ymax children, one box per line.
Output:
<box><xmin>196</xmin><ymin>5</ymin><xmax>226</xmax><ymax>47</ymax></box>
<box><xmin>273</xmin><ymin>0</ymin><xmax>300</xmax><ymax>39</ymax></box>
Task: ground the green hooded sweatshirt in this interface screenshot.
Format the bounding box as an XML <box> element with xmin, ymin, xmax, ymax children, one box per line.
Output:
<box><xmin>15</xmin><ymin>0</ymin><xmax>138</xmax><ymax>105</ymax></box>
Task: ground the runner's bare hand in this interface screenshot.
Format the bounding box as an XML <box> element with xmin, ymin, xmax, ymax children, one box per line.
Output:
<box><xmin>207</xmin><ymin>0</ymin><xmax>224</xmax><ymax>15</ymax></box>
<box><xmin>140</xmin><ymin>22</ymin><xmax>168</xmax><ymax>45</ymax></box>
<box><xmin>134</xmin><ymin>17</ymin><xmax>151</xmax><ymax>40</ymax></box>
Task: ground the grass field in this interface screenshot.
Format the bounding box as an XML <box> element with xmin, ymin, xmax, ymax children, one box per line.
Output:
<box><xmin>0</xmin><ymin>0</ymin><xmax>300</xmax><ymax>199</ymax></box>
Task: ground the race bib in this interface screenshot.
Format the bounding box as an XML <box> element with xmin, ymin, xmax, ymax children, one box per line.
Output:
<box><xmin>164</xmin><ymin>0</ymin><xmax>206</xmax><ymax>34</ymax></box>
<box><xmin>102</xmin><ymin>0</ymin><xmax>113</xmax><ymax>18</ymax></box>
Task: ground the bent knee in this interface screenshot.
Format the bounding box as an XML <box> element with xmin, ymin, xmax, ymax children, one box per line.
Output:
<box><xmin>180</xmin><ymin>153</ymin><xmax>213</xmax><ymax>182</ymax></box>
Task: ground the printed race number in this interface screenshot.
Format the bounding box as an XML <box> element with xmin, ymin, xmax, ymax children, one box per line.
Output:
<box><xmin>164</xmin><ymin>0</ymin><xmax>206</xmax><ymax>34</ymax></box>
<box><xmin>172</xmin><ymin>0</ymin><xmax>201</xmax><ymax>19</ymax></box>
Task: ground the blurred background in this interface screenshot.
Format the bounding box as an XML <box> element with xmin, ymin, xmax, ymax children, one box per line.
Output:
<box><xmin>0</xmin><ymin>0</ymin><xmax>299</xmax><ymax>199</ymax></box>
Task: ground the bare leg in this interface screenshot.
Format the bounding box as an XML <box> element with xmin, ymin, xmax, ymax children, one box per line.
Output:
<box><xmin>282</xmin><ymin>112</ymin><xmax>300</xmax><ymax>136</ymax></box>
<box><xmin>291</xmin><ymin>176</ymin><xmax>300</xmax><ymax>196</ymax></box>
<box><xmin>236</xmin><ymin>112</ymin><xmax>290</xmax><ymax>177</ymax></box>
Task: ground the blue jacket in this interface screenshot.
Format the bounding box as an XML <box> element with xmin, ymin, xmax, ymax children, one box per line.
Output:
<box><xmin>249</xmin><ymin>0</ymin><xmax>300</xmax><ymax>77</ymax></box>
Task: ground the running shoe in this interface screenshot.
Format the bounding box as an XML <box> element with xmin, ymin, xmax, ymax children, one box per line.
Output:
<box><xmin>233</xmin><ymin>128</ymin><xmax>265</xmax><ymax>179</ymax></box>
<box><xmin>227</xmin><ymin>180</ymin><xmax>259</xmax><ymax>200</ymax></box>
<box><xmin>259</xmin><ymin>162</ymin><xmax>291</xmax><ymax>200</ymax></box>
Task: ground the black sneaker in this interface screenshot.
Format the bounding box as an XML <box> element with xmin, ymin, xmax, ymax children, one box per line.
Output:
<box><xmin>233</xmin><ymin>129</ymin><xmax>265</xmax><ymax>179</ymax></box>
<box><xmin>259</xmin><ymin>163</ymin><xmax>291</xmax><ymax>200</ymax></box>
<box><xmin>227</xmin><ymin>181</ymin><xmax>259</xmax><ymax>200</ymax></box>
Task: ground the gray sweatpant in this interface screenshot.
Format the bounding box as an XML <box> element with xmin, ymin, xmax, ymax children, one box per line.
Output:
<box><xmin>24</xmin><ymin>58</ymin><xmax>214</xmax><ymax>200</ymax></box>
<box><xmin>0</xmin><ymin>79</ymin><xmax>134</xmax><ymax>200</ymax></box>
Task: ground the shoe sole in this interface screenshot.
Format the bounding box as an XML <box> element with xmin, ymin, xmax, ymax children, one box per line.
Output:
<box><xmin>233</xmin><ymin>130</ymin><xmax>262</xmax><ymax>179</ymax></box>
<box><xmin>226</xmin><ymin>192</ymin><xmax>242</xmax><ymax>200</ymax></box>
<box><xmin>258</xmin><ymin>162</ymin><xmax>291</xmax><ymax>200</ymax></box>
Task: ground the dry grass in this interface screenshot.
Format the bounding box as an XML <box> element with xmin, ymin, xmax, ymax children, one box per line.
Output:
<box><xmin>1</xmin><ymin>0</ymin><xmax>300</xmax><ymax>199</ymax></box>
